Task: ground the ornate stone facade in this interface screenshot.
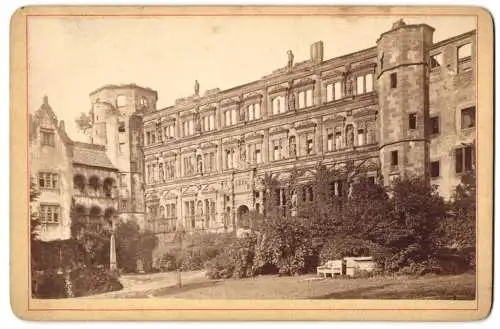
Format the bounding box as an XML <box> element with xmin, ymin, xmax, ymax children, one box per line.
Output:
<box><xmin>140</xmin><ymin>21</ymin><xmax>476</xmax><ymax>243</ymax></box>
<box><xmin>29</xmin><ymin>20</ymin><xmax>476</xmax><ymax>249</ymax></box>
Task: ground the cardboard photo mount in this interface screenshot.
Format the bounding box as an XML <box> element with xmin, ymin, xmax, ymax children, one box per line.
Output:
<box><xmin>10</xmin><ymin>5</ymin><xmax>493</xmax><ymax>321</ymax></box>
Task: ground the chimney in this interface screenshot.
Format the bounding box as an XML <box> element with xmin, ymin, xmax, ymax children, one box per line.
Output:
<box><xmin>59</xmin><ymin>120</ymin><xmax>65</xmax><ymax>132</ymax></box>
<box><xmin>310</xmin><ymin>41</ymin><xmax>324</xmax><ymax>63</ymax></box>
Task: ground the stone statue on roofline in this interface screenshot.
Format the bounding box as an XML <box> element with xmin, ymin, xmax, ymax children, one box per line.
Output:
<box><xmin>392</xmin><ymin>18</ymin><xmax>406</xmax><ymax>30</ymax></box>
<box><xmin>287</xmin><ymin>50</ymin><xmax>294</xmax><ymax>69</ymax></box>
<box><xmin>194</xmin><ymin>80</ymin><xmax>200</xmax><ymax>96</ymax></box>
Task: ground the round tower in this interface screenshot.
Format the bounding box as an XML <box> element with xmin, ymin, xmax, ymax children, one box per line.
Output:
<box><xmin>376</xmin><ymin>19</ymin><xmax>434</xmax><ymax>185</ymax></box>
<box><xmin>88</xmin><ymin>84</ymin><xmax>158</xmax><ymax>229</ymax></box>
<box><xmin>90</xmin><ymin>101</ymin><xmax>113</xmax><ymax>146</ymax></box>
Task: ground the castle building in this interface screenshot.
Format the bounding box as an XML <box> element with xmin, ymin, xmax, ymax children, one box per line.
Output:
<box><xmin>29</xmin><ymin>20</ymin><xmax>476</xmax><ymax>248</ymax></box>
<box><xmin>29</xmin><ymin>96</ymin><xmax>119</xmax><ymax>267</ymax></box>
<box><xmin>140</xmin><ymin>20</ymin><xmax>476</xmax><ymax>244</ymax></box>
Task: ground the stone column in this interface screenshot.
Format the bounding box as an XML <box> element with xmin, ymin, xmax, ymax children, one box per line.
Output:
<box><xmin>322</xmin><ymin>122</ymin><xmax>328</xmax><ymax>153</ymax></box>
<box><xmin>218</xmin><ymin>139</ymin><xmax>223</xmax><ymax>171</ymax></box>
<box><xmin>263</xmin><ymin>89</ymin><xmax>269</xmax><ymax>119</ymax></box>
<box><xmin>176</xmin><ymin>152</ymin><xmax>182</xmax><ymax>178</ymax></box>
<box><xmin>263</xmin><ymin>128</ymin><xmax>269</xmax><ymax>163</ymax></box>
<box><xmin>109</xmin><ymin>216</ymin><xmax>117</xmax><ymax>270</ymax></box>
<box><xmin>315</xmin><ymin>119</ymin><xmax>323</xmax><ymax>155</ymax></box>
<box><xmin>315</xmin><ymin>76</ymin><xmax>321</xmax><ymax>106</ymax></box>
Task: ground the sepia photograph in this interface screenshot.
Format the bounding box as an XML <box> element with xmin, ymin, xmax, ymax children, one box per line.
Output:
<box><xmin>10</xmin><ymin>5</ymin><xmax>493</xmax><ymax>321</ymax></box>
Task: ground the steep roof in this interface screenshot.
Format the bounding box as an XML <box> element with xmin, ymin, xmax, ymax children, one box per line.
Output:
<box><xmin>29</xmin><ymin>96</ymin><xmax>73</xmax><ymax>145</ymax></box>
<box><xmin>72</xmin><ymin>142</ymin><xmax>117</xmax><ymax>171</ymax></box>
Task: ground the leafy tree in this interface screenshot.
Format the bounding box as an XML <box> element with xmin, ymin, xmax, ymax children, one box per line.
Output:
<box><xmin>138</xmin><ymin>230</ymin><xmax>158</xmax><ymax>272</ymax></box>
<box><xmin>30</xmin><ymin>176</ymin><xmax>40</xmax><ymax>242</ymax></box>
<box><xmin>69</xmin><ymin>199</ymin><xmax>110</xmax><ymax>267</ymax></box>
<box><xmin>115</xmin><ymin>221</ymin><xmax>141</xmax><ymax>272</ymax></box>
<box><xmin>377</xmin><ymin>177</ymin><xmax>446</xmax><ymax>272</ymax></box>
<box><xmin>439</xmin><ymin>171</ymin><xmax>476</xmax><ymax>269</ymax></box>
<box><xmin>75</xmin><ymin>112</ymin><xmax>93</xmax><ymax>135</ymax></box>
<box><xmin>445</xmin><ymin>171</ymin><xmax>476</xmax><ymax>249</ymax></box>
<box><xmin>30</xmin><ymin>176</ymin><xmax>42</xmax><ymax>272</ymax></box>
<box><xmin>115</xmin><ymin>221</ymin><xmax>158</xmax><ymax>273</ymax></box>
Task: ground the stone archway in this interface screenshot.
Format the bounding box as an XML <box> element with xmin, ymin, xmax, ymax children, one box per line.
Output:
<box><xmin>237</xmin><ymin>205</ymin><xmax>250</xmax><ymax>229</ymax></box>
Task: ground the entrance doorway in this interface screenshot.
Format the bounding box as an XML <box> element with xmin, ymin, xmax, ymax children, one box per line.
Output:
<box><xmin>237</xmin><ymin>205</ymin><xmax>250</xmax><ymax>229</ymax></box>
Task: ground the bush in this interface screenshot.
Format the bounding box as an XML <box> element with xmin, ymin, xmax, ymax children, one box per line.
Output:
<box><xmin>159</xmin><ymin>232</ymin><xmax>234</xmax><ymax>272</ymax></box>
<box><xmin>253</xmin><ymin>217</ymin><xmax>317</xmax><ymax>276</ymax></box>
<box><xmin>116</xmin><ymin>222</ymin><xmax>158</xmax><ymax>273</ymax></box>
<box><xmin>32</xmin><ymin>270</ymin><xmax>67</xmax><ymax>299</ymax></box>
<box><xmin>205</xmin><ymin>251</ymin><xmax>235</xmax><ymax>279</ymax></box>
<box><xmin>69</xmin><ymin>266</ymin><xmax>123</xmax><ymax>297</ymax></box>
<box><xmin>205</xmin><ymin>234</ymin><xmax>257</xmax><ymax>279</ymax></box>
<box><xmin>229</xmin><ymin>234</ymin><xmax>258</xmax><ymax>278</ymax></box>
<box><xmin>319</xmin><ymin>238</ymin><xmax>377</xmax><ymax>264</ymax></box>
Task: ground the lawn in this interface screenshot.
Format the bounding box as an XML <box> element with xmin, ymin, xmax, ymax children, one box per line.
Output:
<box><xmin>153</xmin><ymin>272</ymin><xmax>476</xmax><ymax>300</ymax></box>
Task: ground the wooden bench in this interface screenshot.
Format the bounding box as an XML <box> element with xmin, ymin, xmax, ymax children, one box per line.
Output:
<box><xmin>316</xmin><ymin>260</ymin><xmax>342</xmax><ymax>278</ymax></box>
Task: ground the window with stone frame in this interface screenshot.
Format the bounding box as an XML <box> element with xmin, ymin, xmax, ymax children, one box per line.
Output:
<box><xmin>119</xmin><ymin>142</ymin><xmax>126</xmax><ymax>154</ymax></box>
<box><xmin>306</xmin><ymin>134</ymin><xmax>314</xmax><ymax>155</ymax></box>
<box><xmin>335</xmin><ymin>131</ymin><xmax>342</xmax><ymax>150</ymax></box>
<box><xmin>334</xmin><ymin>81</ymin><xmax>342</xmax><ymax>100</ymax></box>
<box><xmin>152</xmin><ymin>163</ymin><xmax>157</xmax><ymax>182</ymax></box>
<box><xmin>298</xmin><ymin>89</ymin><xmax>314</xmax><ymax>109</ymax></box>
<box><xmin>461</xmin><ymin>106</ymin><xmax>475</xmax><ymax>129</ymax></box>
<box><xmin>184</xmin><ymin>155</ymin><xmax>196</xmax><ymax>176</ymax></box>
<box><xmin>249</xmin><ymin>142</ymin><xmax>262</xmax><ymax>164</ymax></box>
<box><xmin>231</xmin><ymin>108</ymin><xmax>237</xmax><ymax>125</ymax></box>
<box><xmin>116</xmin><ymin>95</ymin><xmax>127</xmax><ymax>107</ymax></box>
<box><xmin>203</xmin><ymin>151</ymin><xmax>216</xmax><ymax>173</ymax></box>
<box><xmin>183</xmin><ymin>119</ymin><xmax>194</xmax><ymax>136</ymax></box>
<box><xmin>409</xmin><ymin>113</ymin><xmax>417</xmax><ymax>130</ymax></box>
<box><xmin>455</xmin><ymin>145</ymin><xmax>474</xmax><ymax>174</ymax></box>
<box><xmin>118</xmin><ymin>121</ymin><xmax>126</xmax><ymax>133</ymax></box>
<box><xmin>272</xmin><ymin>95</ymin><xmax>286</xmax><ymax>115</ymax></box>
<box><xmin>326</xmin><ymin>83</ymin><xmax>334</xmax><ymax>102</ymax></box>
<box><xmin>203</xmin><ymin>114</ymin><xmax>215</xmax><ymax>132</ymax></box>
<box><xmin>430</xmin><ymin>160</ymin><xmax>440</xmax><ymax>178</ymax></box>
<box><xmin>356</xmin><ymin>76</ymin><xmax>365</xmax><ymax>95</ymax></box>
<box><xmin>41</xmin><ymin>130</ymin><xmax>55</xmax><ymax>147</ymax></box>
<box><xmin>247</xmin><ymin>103</ymin><xmax>261</xmax><ymax>121</ymax></box>
<box><xmin>119</xmin><ymin>173</ymin><xmax>127</xmax><ymax>186</ymax></box>
<box><xmin>458</xmin><ymin>43</ymin><xmax>472</xmax><ymax>61</ymax></box>
<box><xmin>327</xmin><ymin>131</ymin><xmax>334</xmax><ymax>151</ymax></box>
<box><xmin>271</xmin><ymin>138</ymin><xmax>285</xmax><ymax>161</ymax></box>
<box><xmin>38</xmin><ymin>172</ymin><xmax>58</xmax><ymax>189</ymax></box>
<box><xmin>457</xmin><ymin>43</ymin><xmax>473</xmax><ymax>73</ymax></box>
<box><xmin>430</xmin><ymin>53</ymin><xmax>444</xmax><ymax>69</ymax></box>
<box><xmin>429</xmin><ymin>116</ymin><xmax>440</xmax><ymax>135</ymax></box>
<box><xmin>224</xmin><ymin>109</ymin><xmax>238</xmax><ymax>127</ymax></box>
<box><xmin>357</xmin><ymin>128</ymin><xmax>365</xmax><ymax>146</ymax></box>
<box><xmin>164</xmin><ymin>123</ymin><xmax>175</xmax><ymax>140</ymax></box>
<box><xmin>391</xmin><ymin>150</ymin><xmax>399</xmax><ymax>168</ymax></box>
<box><xmin>165</xmin><ymin>158</ymin><xmax>176</xmax><ymax>179</ymax></box>
<box><xmin>390</xmin><ymin>72</ymin><xmax>397</xmax><ymax>89</ymax></box>
<box><xmin>39</xmin><ymin>204</ymin><xmax>60</xmax><ymax>225</ymax></box>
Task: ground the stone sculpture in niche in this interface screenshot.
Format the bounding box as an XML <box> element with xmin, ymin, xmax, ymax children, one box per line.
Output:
<box><xmin>346</xmin><ymin>124</ymin><xmax>354</xmax><ymax>147</ymax></box>
<box><xmin>194</xmin><ymin>108</ymin><xmax>201</xmax><ymax>133</ymax></box>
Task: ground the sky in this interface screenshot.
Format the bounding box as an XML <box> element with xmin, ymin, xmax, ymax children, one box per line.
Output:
<box><xmin>27</xmin><ymin>15</ymin><xmax>476</xmax><ymax>142</ymax></box>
